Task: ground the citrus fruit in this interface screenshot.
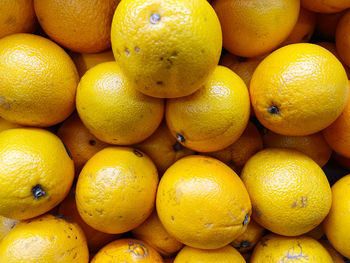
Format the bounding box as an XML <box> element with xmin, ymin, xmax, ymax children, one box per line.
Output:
<box><xmin>305</xmin><ymin>224</ymin><xmax>324</xmax><ymax>240</ymax></box>
<box><xmin>166</xmin><ymin>65</ymin><xmax>250</xmax><ymax>152</ymax></box>
<box><xmin>323</xmin><ymin>173</ymin><xmax>350</xmax><ymax>258</ymax></box>
<box><xmin>91</xmin><ymin>239</ymin><xmax>164</xmax><ymax>263</ymax></box>
<box><xmin>76</xmin><ymin>61</ymin><xmax>164</xmax><ymax>145</ymax></box>
<box><xmin>57</xmin><ymin>114</ymin><xmax>109</xmax><ymax>174</ymax></box>
<box><xmin>241</xmin><ymin>148</ymin><xmax>332</xmax><ymax>236</ymax></box>
<box><xmin>213</xmin><ymin>0</ymin><xmax>300</xmax><ymax>57</ymax></box>
<box><xmin>156</xmin><ymin>155</ymin><xmax>252</xmax><ymax>249</ymax></box>
<box><xmin>0</xmin><ymin>117</ymin><xmax>22</xmax><ymax>132</ymax></box>
<box><xmin>132</xmin><ymin>210</ymin><xmax>184</xmax><ymax>257</ymax></box>
<box><xmin>174</xmin><ymin>245</ymin><xmax>245</xmax><ymax>263</ymax></box>
<box><xmin>0</xmin><ymin>214</ymin><xmax>89</xmax><ymax>263</ymax></box>
<box><xmin>0</xmin><ymin>128</ymin><xmax>74</xmax><ymax>220</ymax></box>
<box><xmin>251</xmin><ymin>234</ymin><xmax>333</xmax><ymax>263</ymax></box>
<box><xmin>301</xmin><ymin>0</ymin><xmax>350</xmax><ymax>13</ymax></box>
<box><xmin>334</xmin><ymin>152</ymin><xmax>350</xmax><ymax>170</ymax></box>
<box><xmin>337</xmin><ymin>10</ymin><xmax>350</xmax><ymax>68</ymax></box>
<box><xmin>319</xmin><ymin>240</ymin><xmax>345</xmax><ymax>263</ymax></box>
<box><xmin>164</xmin><ymin>258</ymin><xmax>175</xmax><ymax>263</ymax></box>
<box><xmin>34</xmin><ymin>0</ymin><xmax>119</xmax><ymax>53</ymax></box>
<box><xmin>0</xmin><ymin>33</ymin><xmax>78</xmax><ymax>127</ymax></box>
<box><xmin>76</xmin><ymin>147</ymin><xmax>158</xmax><ymax>234</ymax></box>
<box><xmin>111</xmin><ymin>0</ymin><xmax>222</xmax><ymax>98</ymax></box>
<box><xmin>250</xmin><ymin>43</ymin><xmax>349</xmax><ymax>136</ymax></box>
<box><xmin>263</xmin><ymin>131</ymin><xmax>332</xmax><ymax>167</ymax></box>
<box><xmin>0</xmin><ymin>216</ymin><xmax>19</xmax><ymax>242</ymax></box>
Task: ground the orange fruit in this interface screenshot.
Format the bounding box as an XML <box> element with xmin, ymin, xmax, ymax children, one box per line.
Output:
<box><xmin>241</xmin><ymin>148</ymin><xmax>332</xmax><ymax>236</ymax></box>
<box><xmin>135</xmin><ymin>122</ymin><xmax>195</xmax><ymax>175</ymax></box>
<box><xmin>320</xmin><ymin>240</ymin><xmax>345</xmax><ymax>263</ymax></box>
<box><xmin>156</xmin><ymin>155</ymin><xmax>252</xmax><ymax>249</ymax></box>
<box><xmin>251</xmin><ymin>234</ymin><xmax>333</xmax><ymax>263</ymax></box>
<box><xmin>34</xmin><ymin>0</ymin><xmax>119</xmax><ymax>53</ymax></box>
<box><xmin>174</xmin><ymin>245</ymin><xmax>245</xmax><ymax>263</ymax></box>
<box><xmin>213</xmin><ymin>0</ymin><xmax>300</xmax><ymax>57</ymax></box>
<box><xmin>263</xmin><ymin>131</ymin><xmax>332</xmax><ymax>167</ymax></box>
<box><xmin>301</xmin><ymin>0</ymin><xmax>350</xmax><ymax>13</ymax></box>
<box><xmin>305</xmin><ymin>224</ymin><xmax>325</xmax><ymax>240</ymax></box>
<box><xmin>323</xmin><ymin>174</ymin><xmax>350</xmax><ymax>258</ymax></box>
<box><xmin>316</xmin><ymin>11</ymin><xmax>345</xmax><ymax>40</ymax></box>
<box><xmin>57</xmin><ymin>114</ymin><xmax>109</xmax><ymax>174</ymax></box>
<box><xmin>111</xmin><ymin>0</ymin><xmax>222</xmax><ymax>98</ymax></box>
<box><xmin>337</xmin><ymin>10</ymin><xmax>350</xmax><ymax>68</ymax></box>
<box><xmin>333</xmin><ymin>152</ymin><xmax>350</xmax><ymax>170</ymax></box>
<box><xmin>132</xmin><ymin>210</ymin><xmax>184</xmax><ymax>257</ymax></box>
<box><xmin>0</xmin><ymin>33</ymin><xmax>78</xmax><ymax>127</ymax></box>
<box><xmin>76</xmin><ymin>62</ymin><xmax>164</xmax><ymax>145</ymax></box>
<box><xmin>164</xmin><ymin>258</ymin><xmax>175</xmax><ymax>263</ymax></box>
<box><xmin>323</xmin><ymin>91</ymin><xmax>350</xmax><ymax>158</ymax></box>
<box><xmin>91</xmin><ymin>239</ymin><xmax>164</xmax><ymax>263</ymax></box>
<box><xmin>166</xmin><ymin>65</ymin><xmax>250</xmax><ymax>152</ymax></box>
<box><xmin>0</xmin><ymin>117</ymin><xmax>22</xmax><ymax>132</ymax></box>
<box><xmin>250</xmin><ymin>43</ymin><xmax>349</xmax><ymax>136</ymax></box>
<box><xmin>76</xmin><ymin>147</ymin><xmax>158</xmax><ymax>234</ymax></box>
<box><xmin>204</xmin><ymin>121</ymin><xmax>263</xmax><ymax>173</ymax></box>
<box><xmin>0</xmin><ymin>214</ymin><xmax>89</xmax><ymax>263</ymax></box>
<box><xmin>0</xmin><ymin>216</ymin><xmax>19</xmax><ymax>242</ymax></box>
<box><xmin>0</xmin><ymin>0</ymin><xmax>37</xmax><ymax>38</ymax></box>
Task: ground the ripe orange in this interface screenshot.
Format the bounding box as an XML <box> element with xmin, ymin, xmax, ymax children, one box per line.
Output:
<box><xmin>301</xmin><ymin>0</ymin><xmax>350</xmax><ymax>13</ymax></box>
<box><xmin>320</xmin><ymin>240</ymin><xmax>345</xmax><ymax>263</ymax></box>
<box><xmin>337</xmin><ymin>10</ymin><xmax>350</xmax><ymax>68</ymax></box>
<box><xmin>0</xmin><ymin>117</ymin><xmax>22</xmax><ymax>132</ymax></box>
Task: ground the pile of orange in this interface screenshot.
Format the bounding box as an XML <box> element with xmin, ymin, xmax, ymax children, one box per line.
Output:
<box><xmin>0</xmin><ymin>0</ymin><xmax>350</xmax><ymax>262</ymax></box>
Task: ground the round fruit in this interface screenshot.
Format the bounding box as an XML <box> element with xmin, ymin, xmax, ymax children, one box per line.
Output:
<box><xmin>319</xmin><ymin>240</ymin><xmax>345</xmax><ymax>263</ymax></box>
<box><xmin>166</xmin><ymin>65</ymin><xmax>250</xmax><ymax>152</ymax></box>
<box><xmin>0</xmin><ymin>216</ymin><xmax>19</xmax><ymax>242</ymax></box>
<box><xmin>111</xmin><ymin>0</ymin><xmax>222</xmax><ymax>98</ymax></box>
<box><xmin>76</xmin><ymin>62</ymin><xmax>164</xmax><ymax>145</ymax></box>
<box><xmin>305</xmin><ymin>224</ymin><xmax>324</xmax><ymax>240</ymax></box>
<box><xmin>0</xmin><ymin>128</ymin><xmax>74</xmax><ymax>220</ymax></box>
<box><xmin>337</xmin><ymin>10</ymin><xmax>350</xmax><ymax>67</ymax></box>
<box><xmin>0</xmin><ymin>33</ymin><xmax>78</xmax><ymax>127</ymax></box>
<box><xmin>76</xmin><ymin>147</ymin><xmax>158</xmax><ymax>234</ymax></box>
<box><xmin>302</xmin><ymin>0</ymin><xmax>350</xmax><ymax>13</ymax></box>
<box><xmin>250</xmin><ymin>43</ymin><xmax>349</xmax><ymax>136</ymax></box>
<box><xmin>315</xmin><ymin>11</ymin><xmax>345</xmax><ymax>40</ymax></box>
<box><xmin>174</xmin><ymin>245</ymin><xmax>245</xmax><ymax>263</ymax></box>
<box><xmin>241</xmin><ymin>148</ymin><xmax>332</xmax><ymax>236</ymax></box>
<box><xmin>156</xmin><ymin>155</ymin><xmax>252</xmax><ymax>249</ymax></box>
<box><xmin>132</xmin><ymin>211</ymin><xmax>184</xmax><ymax>257</ymax></box>
<box><xmin>91</xmin><ymin>239</ymin><xmax>163</xmax><ymax>263</ymax></box>
<box><xmin>213</xmin><ymin>0</ymin><xmax>300</xmax><ymax>57</ymax></box>
<box><xmin>323</xmin><ymin>173</ymin><xmax>350</xmax><ymax>258</ymax></box>
<box><xmin>0</xmin><ymin>214</ymin><xmax>89</xmax><ymax>263</ymax></box>
<box><xmin>0</xmin><ymin>117</ymin><xmax>22</xmax><ymax>132</ymax></box>
<box><xmin>251</xmin><ymin>234</ymin><xmax>333</xmax><ymax>263</ymax></box>
<box><xmin>34</xmin><ymin>0</ymin><xmax>119</xmax><ymax>53</ymax></box>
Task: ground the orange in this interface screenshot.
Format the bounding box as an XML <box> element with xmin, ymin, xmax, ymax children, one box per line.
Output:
<box><xmin>57</xmin><ymin>114</ymin><xmax>109</xmax><ymax>174</ymax></box>
<box><xmin>135</xmin><ymin>122</ymin><xmax>195</xmax><ymax>175</ymax></box>
<box><xmin>305</xmin><ymin>224</ymin><xmax>325</xmax><ymax>240</ymax></box>
<box><xmin>0</xmin><ymin>33</ymin><xmax>78</xmax><ymax>127</ymax></box>
<box><xmin>333</xmin><ymin>152</ymin><xmax>350</xmax><ymax>170</ymax></box>
<box><xmin>34</xmin><ymin>0</ymin><xmax>119</xmax><ymax>53</ymax></box>
<box><xmin>164</xmin><ymin>258</ymin><xmax>175</xmax><ymax>263</ymax></box>
<box><xmin>91</xmin><ymin>239</ymin><xmax>164</xmax><ymax>263</ymax></box>
<box><xmin>231</xmin><ymin>219</ymin><xmax>265</xmax><ymax>253</ymax></box>
<box><xmin>251</xmin><ymin>234</ymin><xmax>333</xmax><ymax>263</ymax></box>
<box><xmin>76</xmin><ymin>147</ymin><xmax>158</xmax><ymax>234</ymax></box>
<box><xmin>111</xmin><ymin>0</ymin><xmax>222</xmax><ymax>98</ymax></box>
<box><xmin>263</xmin><ymin>131</ymin><xmax>332</xmax><ymax>167</ymax></box>
<box><xmin>0</xmin><ymin>128</ymin><xmax>74</xmax><ymax>220</ymax></box>
<box><xmin>156</xmin><ymin>155</ymin><xmax>252</xmax><ymax>249</ymax></box>
<box><xmin>301</xmin><ymin>0</ymin><xmax>350</xmax><ymax>13</ymax></box>
<box><xmin>0</xmin><ymin>0</ymin><xmax>37</xmax><ymax>38</ymax></box>
<box><xmin>323</xmin><ymin>91</ymin><xmax>350</xmax><ymax>158</ymax></box>
<box><xmin>0</xmin><ymin>216</ymin><xmax>19</xmax><ymax>242</ymax></box>
<box><xmin>174</xmin><ymin>245</ymin><xmax>245</xmax><ymax>263</ymax></box>
<box><xmin>213</xmin><ymin>0</ymin><xmax>300</xmax><ymax>57</ymax></box>
<box><xmin>76</xmin><ymin>62</ymin><xmax>164</xmax><ymax>145</ymax></box>
<box><xmin>71</xmin><ymin>50</ymin><xmax>115</xmax><ymax>77</ymax></box>
<box><xmin>132</xmin><ymin>211</ymin><xmax>184</xmax><ymax>257</ymax></box>
<box><xmin>316</xmin><ymin>11</ymin><xmax>345</xmax><ymax>40</ymax></box>
<box><xmin>166</xmin><ymin>65</ymin><xmax>250</xmax><ymax>152</ymax></box>
<box><xmin>323</xmin><ymin>174</ymin><xmax>350</xmax><ymax>258</ymax></box>
<box><xmin>0</xmin><ymin>214</ymin><xmax>89</xmax><ymax>263</ymax></box>
<box><xmin>250</xmin><ymin>43</ymin><xmax>349</xmax><ymax>136</ymax></box>
<box><xmin>241</xmin><ymin>148</ymin><xmax>332</xmax><ymax>236</ymax></box>
<box><xmin>0</xmin><ymin>117</ymin><xmax>22</xmax><ymax>132</ymax></box>
<box><xmin>58</xmin><ymin>189</ymin><xmax>119</xmax><ymax>252</ymax></box>
<box><xmin>337</xmin><ymin>10</ymin><xmax>350</xmax><ymax>68</ymax></box>
<box><xmin>320</xmin><ymin>240</ymin><xmax>345</xmax><ymax>263</ymax></box>
<box><xmin>204</xmin><ymin>121</ymin><xmax>263</xmax><ymax>174</ymax></box>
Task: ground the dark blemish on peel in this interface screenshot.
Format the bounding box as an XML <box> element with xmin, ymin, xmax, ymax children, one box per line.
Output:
<box><xmin>172</xmin><ymin>142</ymin><xmax>183</xmax><ymax>151</ymax></box>
<box><xmin>156</xmin><ymin>81</ymin><xmax>164</xmax><ymax>85</ymax></box>
<box><xmin>135</xmin><ymin>46</ymin><xmax>140</xmax><ymax>52</ymax></box>
<box><xmin>133</xmin><ymin>149</ymin><xmax>143</xmax><ymax>157</ymax></box>
<box><xmin>171</xmin><ymin>216</ymin><xmax>174</xmax><ymax>221</ymax></box>
<box><xmin>32</xmin><ymin>184</ymin><xmax>47</xmax><ymax>200</ymax></box>
<box><xmin>125</xmin><ymin>48</ymin><xmax>130</xmax><ymax>56</ymax></box>
<box><xmin>268</xmin><ymin>105</ymin><xmax>280</xmax><ymax>114</ymax></box>
<box><xmin>176</xmin><ymin>134</ymin><xmax>185</xmax><ymax>143</ymax></box>
<box><xmin>240</xmin><ymin>241</ymin><xmax>251</xmax><ymax>249</ymax></box>
<box><xmin>89</xmin><ymin>140</ymin><xmax>96</xmax><ymax>146</ymax></box>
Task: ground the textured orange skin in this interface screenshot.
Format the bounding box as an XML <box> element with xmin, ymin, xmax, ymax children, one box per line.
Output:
<box><xmin>91</xmin><ymin>239</ymin><xmax>164</xmax><ymax>263</ymax></box>
<box><xmin>0</xmin><ymin>128</ymin><xmax>74</xmax><ymax>220</ymax></box>
<box><xmin>251</xmin><ymin>234</ymin><xmax>333</xmax><ymax>263</ymax></box>
<box><xmin>174</xmin><ymin>245</ymin><xmax>245</xmax><ymax>263</ymax></box>
<box><xmin>0</xmin><ymin>214</ymin><xmax>89</xmax><ymax>263</ymax></box>
<box><xmin>0</xmin><ymin>216</ymin><xmax>19</xmax><ymax>242</ymax></box>
<box><xmin>111</xmin><ymin>0</ymin><xmax>222</xmax><ymax>98</ymax></box>
<box><xmin>241</xmin><ymin>148</ymin><xmax>332</xmax><ymax>236</ymax></box>
<box><xmin>213</xmin><ymin>0</ymin><xmax>300</xmax><ymax>57</ymax></box>
<box><xmin>302</xmin><ymin>0</ymin><xmax>350</xmax><ymax>13</ymax></box>
<box><xmin>319</xmin><ymin>240</ymin><xmax>345</xmax><ymax>263</ymax></box>
<box><xmin>316</xmin><ymin>11</ymin><xmax>345</xmax><ymax>40</ymax></box>
<box><xmin>132</xmin><ymin>210</ymin><xmax>184</xmax><ymax>257</ymax></box>
<box><xmin>156</xmin><ymin>155</ymin><xmax>252</xmax><ymax>249</ymax></box>
<box><xmin>0</xmin><ymin>33</ymin><xmax>78</xmax><ymax>127</ymax></box>
<box><xmin>337</xmin><ymin>10</ymin><xmax>350</xmax><ymax>68</ymax></box>
<box><xmin>76</xmin><ymin>147</ymin><xmax>159</xmax><ymax>234</ymax></box>
<box><xmin>323</xmin><ymin>174</ymin><xmax>350</xmax><ymax>258</ymax></box>
<box><xmin>34</xmin><ymin>0</ymin><xmax>119</xmax><ymax>53</ymax></box>
<box><xmin>0</xmin><ymin>118</ymin><xmax>22</xmax><ymax>132</ymax></box>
